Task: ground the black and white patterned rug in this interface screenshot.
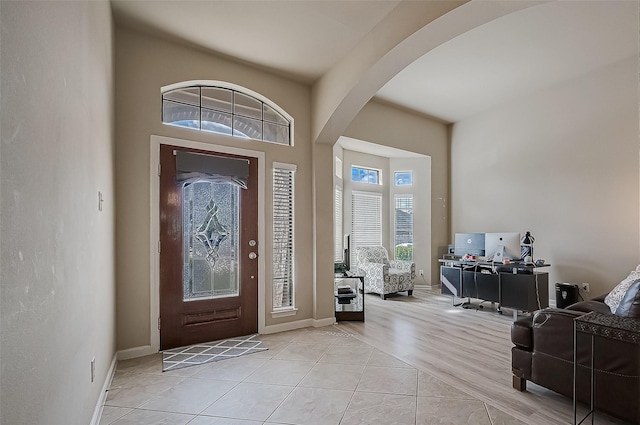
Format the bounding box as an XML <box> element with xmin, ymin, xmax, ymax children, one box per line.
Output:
<box><xmin>162</xmin><ymin>334</ymin><xmax>268</xmax><ymax>372</ymax></box>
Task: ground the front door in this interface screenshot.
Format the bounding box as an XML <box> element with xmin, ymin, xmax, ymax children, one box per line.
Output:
<box><xmin>159</xmin><ymin>144</ymin><xmax>258</xmax><ymax>350</ymax></box>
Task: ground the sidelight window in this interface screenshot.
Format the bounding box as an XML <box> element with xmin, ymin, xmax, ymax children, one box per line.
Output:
<box><xmin>272</xmin><ymin>163</ymin><xmax>296</xmax><ymax>309</ymax></box>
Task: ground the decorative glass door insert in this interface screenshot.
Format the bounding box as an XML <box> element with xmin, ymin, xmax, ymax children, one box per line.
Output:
<box><xmin>182</xmin><ymin>180</ymin><xmax>240</xmax><ymax>301</ymax></box>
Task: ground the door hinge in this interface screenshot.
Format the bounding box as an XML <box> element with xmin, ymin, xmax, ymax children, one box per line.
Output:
<box><xmin>158</xmin><ymin>240</ymin><xmax>161</xmax><ymax>253</ymax></box>
<box><xmin>158</xmin><ymin>163</ymin><xmax>161</xmax><ymax>176</ymax></box>
<box><xmin>158</xmin><ymin>317</ymin><xmax>161</xmax><ymax>330</ymax></box>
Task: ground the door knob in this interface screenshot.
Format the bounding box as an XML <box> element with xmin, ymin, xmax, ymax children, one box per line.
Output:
<box><xmin>249</xmin><ymin>252</ymin><xmax>257</xmax><ymax>260</ymax></box>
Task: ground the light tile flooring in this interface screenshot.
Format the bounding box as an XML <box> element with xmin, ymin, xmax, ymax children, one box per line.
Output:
<box><xmin>100</xmin><ymin>327</ymin><xmax>527</xmax><ymax>425</ymax></box>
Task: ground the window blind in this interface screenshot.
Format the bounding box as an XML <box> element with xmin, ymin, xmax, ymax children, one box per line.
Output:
<box><xmin>351</xmin><ymin>191</ymin><xmax>382</xmax><ymax>265</ymax></box>
<box><xmin>335</xmin><ymin>186</ymin><xmax>343</xmax><ymax>261</ymax></box>
<box><xmin>175</xmin><ymin>150</ymin><xmax>249</xmax><ymax>188</ymax></box>
<box><xmin>272</xmin><ymin>165</ymin><xmax>295</xmax><ymax>309</ymax></box>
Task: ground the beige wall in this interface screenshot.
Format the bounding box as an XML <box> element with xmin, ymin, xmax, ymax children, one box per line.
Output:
<box><xmin>0</xmin><ymin>1</ymin><xmax>116</xmax><ymax>424</ymax></box>
<box><xmin>114</xmin><ymin>24</ymin><xmax>451</xmax><ymax>353</ymax></box>
<box><xmin>345</xmin><ymin>101</ymin><xmax>450</xmax><ymax>285</ymax></box>
<box><xmin>451</xmin><ymin>57</ymin><xmax>640</xmax><ymax>298</ymax></box>
<box><xmin>311</xmin><ymin>142</ymin><xmax>337</xmax><ymax>320</ymax></box>
<box><xmin>114</xmin><ymin>26</ymin><xmax>318</xmax><ymax>351</ymax></box>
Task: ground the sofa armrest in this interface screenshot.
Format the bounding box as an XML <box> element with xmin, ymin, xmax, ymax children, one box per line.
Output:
<box><xmin>361</xmin><ymin>262</ymin><xmax>387</xmax><ymax>275</ymax></box>
<box><xmin>532</xmin><ymin>308</ymin><xmax>585</xmax><ymax>361</ymax></box>
<box><xmin>388</xmin><ymin>260</ymin><xmax>414</xmax><ymax>273</ymax></box>
<box><xmin>592</xmin><ymin>293</ymin><xmax>608</xmax><ymax>303</ymax></box>
<box><xmin>511</xmin><ymin>316</ymin><xmax>534</xmax><ymax>350</ymax></box>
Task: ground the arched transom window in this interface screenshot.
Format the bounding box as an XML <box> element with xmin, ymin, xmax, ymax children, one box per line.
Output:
<box><xmin>162</xmin><ymin>82</ymin><xmax>293</xmax><ymax>146</ymax></box>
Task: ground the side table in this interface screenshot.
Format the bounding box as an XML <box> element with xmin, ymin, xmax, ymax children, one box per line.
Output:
<box><xmin>573</xmin><ymin>311</ymin><xmax>640</xmax><ymax>425</ymax></box>
<box><xmin>334</xmin><ymin>273</ymin><xmax>365</xmax><ymax>322</ymax></box>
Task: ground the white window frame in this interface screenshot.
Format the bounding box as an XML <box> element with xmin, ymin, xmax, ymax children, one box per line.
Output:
<box><xmin>351</xmin><ymin>165</ymin><xmax>382</xmax><ymax>185</ymax></box>
<box><xmin>271</xmin><ymin>162</ymin><xmax>297</xmax><ymax>316</ymax></box>
<box><xmin>335</xmin><ymin>156</ymin><xmax>343</xmax><ymax>179</ymax></box>
<box><xmin>394</xmin><ymin>170</ymin><xmax>413</xmax><ymax>186</ymax></box>
<box><xmin>394</xmin><ymin>195</ymin><xmax>414</xmax><ymax>261</ymax></box>
<box><xmin>161</xmin><ymin>80</ymin><xmax>294</xmax><ymax>146</ymax></box>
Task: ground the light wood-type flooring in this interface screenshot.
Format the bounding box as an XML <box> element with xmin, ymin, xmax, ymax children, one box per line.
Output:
<box><xmin>337</xmin><ymin>285</ymin><xmax>628</xmax><ymax>425</ymax></box>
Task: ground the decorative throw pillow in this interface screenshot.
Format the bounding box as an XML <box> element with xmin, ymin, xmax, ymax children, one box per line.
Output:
<box><xmin>614</xmin><ymin>279</ymin><xmax>640</xmax><ymax>318</ymax></box>
<box><xmin>605</xmin><ymin>264</ymin><xmax>640</xmax><ymax>313</ymax></box>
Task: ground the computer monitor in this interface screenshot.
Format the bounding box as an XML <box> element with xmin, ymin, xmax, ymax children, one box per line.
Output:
<box><xmin>484</xmin><ymin>232</ymin><xmax>521</xmax><ymax>262</ymax></box>
<box><xmin>454</xmin><ymin>233</ymin><xmax>485</xmax><ymax>256</ymax></box>
<box><xmin>334</xmin><ymin>234</ymin><xmax>351</xmax><ymax>273</ymax></box>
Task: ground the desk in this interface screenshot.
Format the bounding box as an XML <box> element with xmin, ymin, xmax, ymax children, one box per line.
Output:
<box><xmin>334</xmin><ymin>273</ymin><xmax>365</xmax><ymax>322</ymax></box>
<box><xmin>573</xmin><ymin>312</ymin><xmax>640</xmax><ymax>425</ymax></box>
<box><xmin>439</xmin><ymin>259</ymin><xmax>549</xmax><ymax>319</ymax></box>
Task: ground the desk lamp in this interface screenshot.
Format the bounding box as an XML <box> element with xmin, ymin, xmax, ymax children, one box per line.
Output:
<box><xmin>521</xmin><ymin>231</ymin><xmax>534</xmax><ymax>262</ymax></box>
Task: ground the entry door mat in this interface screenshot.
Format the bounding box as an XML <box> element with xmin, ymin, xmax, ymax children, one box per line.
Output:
<box><xmin>162</xmin><ymin>334</ymin><xmax>268</xmax><ymax>372</ymax></box>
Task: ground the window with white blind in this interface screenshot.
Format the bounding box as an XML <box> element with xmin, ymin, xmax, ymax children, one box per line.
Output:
<box><xmin>351</xmin><ymin>191</ymin><xmax>382</xmax><ymax>266</ymax></box>
<box><xmin>334</xmin><ymin>186</ymin><xmax>343</xmax><ymax>261</ymax></box>
<box><xmin>272</xmin><ymin>163</ymin><xmax>296</xmax><ymax>310</ymax></box>
<box><xmin>394</xmin><ymin>195</ymin><xmax>414</xmax><ymax>261</ymax></box>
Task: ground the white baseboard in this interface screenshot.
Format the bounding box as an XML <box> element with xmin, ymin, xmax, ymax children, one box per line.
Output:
<box><xmin>313</xmin><ymin>317</ymin><xmax>337</xmax><ymax>328</ymax></box>
<box><xmin>89</xmin><ymin>353</ymin><xmax>118</xmax><ymax>425</ymax></box>
<box><xmin>263</xmin><ymin>316</ymin><xmax>336</xmax><ymax>334</ymax></box>
<box><xmin>117</xmin><ymin>344</ymin><xmax>156</xmax><ymax>360</ymax></box>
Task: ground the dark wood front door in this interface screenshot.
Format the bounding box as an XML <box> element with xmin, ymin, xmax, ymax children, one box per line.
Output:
<box><xmin>159</xmin><ymin>144</ymin><xmax>258</xmax><ymax>350</ymax></box>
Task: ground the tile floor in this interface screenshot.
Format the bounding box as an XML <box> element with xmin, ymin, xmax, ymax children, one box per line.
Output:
<box><xmin>100</xmin><ymin>326</ymin><xmax>527</xmax><ymax>425</ymax></box>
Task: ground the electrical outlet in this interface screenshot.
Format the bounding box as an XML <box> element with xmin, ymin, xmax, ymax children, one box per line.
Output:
<box><xmin>581</xmin><ymin>283</ymin><xmax>590</xmax><ymax>293</ymax></box>
<box><xmin>419</xmin><ymin>270</ymin><xmax>424</xmax><ymax>277</ymax></box>
<box><xmin>91</xmin><ymin>357</ymin><xmax>95</xmax><ymax>383</ymax></box>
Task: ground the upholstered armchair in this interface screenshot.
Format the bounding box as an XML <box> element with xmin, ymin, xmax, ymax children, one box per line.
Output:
<box><xmin>355</xmin><ymin>246</ymin><xmax>415</xmax><ymax>300</ymax></box>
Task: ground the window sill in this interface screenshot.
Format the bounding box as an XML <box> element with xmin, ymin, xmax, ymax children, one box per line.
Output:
<box><xmin>271</xmin><ymin>308</ymin><xmax>298</xmax><ymax>318</ymax></box>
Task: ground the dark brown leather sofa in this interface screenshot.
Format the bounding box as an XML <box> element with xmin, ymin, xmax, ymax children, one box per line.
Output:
<box><xmin>511</xmin><ymin>281</ymin><xmax>640</xmax><ymax>424</ymax></box>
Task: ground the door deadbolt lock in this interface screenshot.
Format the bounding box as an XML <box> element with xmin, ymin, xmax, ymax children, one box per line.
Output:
<box><xmin>249</xmin><ymin>240</ymin><xmax>257</xmax><ymax>247</ymax></box>
<box><xmin>249</xmin><ymin>252</ymin><xmax>257</xmax><ymax>260</ymax></box>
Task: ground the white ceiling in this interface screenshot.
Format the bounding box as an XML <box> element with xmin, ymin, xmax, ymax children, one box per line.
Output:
<box><xmin>111</xmin><ymin>0</ymin><xmax>401</xmax><ymax>83</ymax></box>
<box><xmin>338</xmin><ymin>136</ymin><xmax>425</xmax><ymax>159</ymax></box>
<box><xmin>377</xmin><ymin>1</ymin><xmax>639</xmax><ymax>123</ymax></box>
<box><xmin>111</xmin><ymin>0</ymin><xmax>639</xmax><ymax>125</ymax></box>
